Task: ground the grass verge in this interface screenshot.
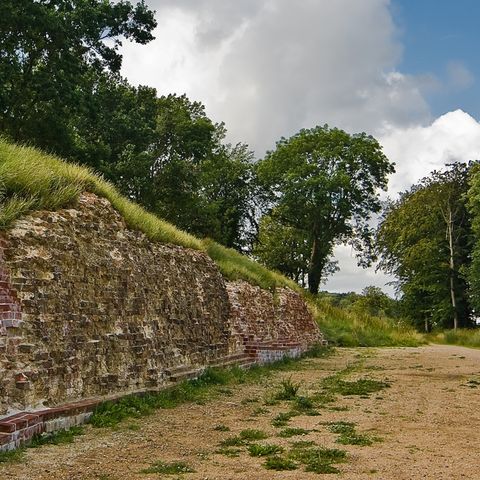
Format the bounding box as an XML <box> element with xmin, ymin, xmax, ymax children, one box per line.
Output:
<box><xmin>427</xmin><ymin>329</ymin><xmax>480</xmax><ymax>349</ymax></box>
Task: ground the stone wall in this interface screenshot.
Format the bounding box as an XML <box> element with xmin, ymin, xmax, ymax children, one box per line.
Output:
<box><xmin>0</xmin><ymin>193</ymin><xmax>324</xmax><ymax>449</ymax></box>
<box><xmin>0</xmin><ymin>194</ymin><xmax>231</xmax><ymax>416</ymax></box>
<box><xmin>226</xmin><ymin>281</ymin><xmax>323</xmax><ymax>363</ymax></box>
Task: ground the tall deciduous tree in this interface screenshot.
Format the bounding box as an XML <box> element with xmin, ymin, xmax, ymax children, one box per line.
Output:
<box><xmin>256</xmin><ymin>125</ymin><xmax>394</xmax><ymax>294</ymax></box>
<box><xmin>0</xmin><ymin>0</ymin><xmax>156</xmax><ymax>155</ymax></box>
<box><xmin>377</xmin><ymin>163</ymin><xmax>474</xmax><ymax>331</ymax></box>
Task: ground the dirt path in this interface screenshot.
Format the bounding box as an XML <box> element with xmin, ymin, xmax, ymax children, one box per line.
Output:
<box><xmin>1</xmin><ymin>345</ymin><xmax>480</xmax><ymax>480</ymax></box>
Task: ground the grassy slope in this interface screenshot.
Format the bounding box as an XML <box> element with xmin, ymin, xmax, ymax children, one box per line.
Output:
<box><xmin>426</xmin><ymin>330</ymin><xmax>480</xmax><ymax>349</ymax></box>
<box><xmin>0</xmin><ymin>139</ymin><xmax>420</xmax><ymax>347</ymax></box>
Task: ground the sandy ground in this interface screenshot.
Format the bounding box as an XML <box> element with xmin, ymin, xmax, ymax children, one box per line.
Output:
<box><xmin>1</xmin><ymin>344</ymin><xmax>480</xmax><ymax>480</ymax></box>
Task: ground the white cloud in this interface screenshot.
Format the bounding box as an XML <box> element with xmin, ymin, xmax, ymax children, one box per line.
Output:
<box><xmin>381</xmin><ymin>109</ymin><xmax>480</xmax><ymax>195</ymax></box>
<box><xmin>121</xmin><ymin>0</ymin><xmax>431</xmax><ymax>154</ymax></box>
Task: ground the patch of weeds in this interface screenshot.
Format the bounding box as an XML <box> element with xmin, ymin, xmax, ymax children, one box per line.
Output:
<box><xmin>278</xmin><ymin>427</ymin><xmax>310</xmax><ymax>438</ymax></box>
<box><xmin>29</xmin><ymin>426</ymin><xmax>84</xmax><ymax>447</ymax></box>
<box><xmin>241</xmin><ymin>397</ymin><xmax>259</xmax><ymax>405</ymax></box>
<box><xmin>263</xmin><ymin>395</ymin><xmax>280</xmax><ymax>406</ymax></box>
<box><xmin>0</xmin><ymin>448</ymin><xmax>25</xmax><ymax>464</ymax></box>
<box><xmin>322</xmin><ymin>376</ymin><xmax>390</xmax><ymax>397</ymax></box>
<box><xmin>293</xmin><ymin>395</ymin><xmax>314</xmax><ymax>411</ymax></box>
<box><xmin>271</xmin><ymin>411</ymin><xmax>297</xmax><ymax>427</ymax></box>
<box><xmin>289</xmin><ymin>445</ymin><xmax>347</xmax><ymax>474</ymax></box>
<box><xmin>325</xmin><ymin>421</ymin><xmax>379</xmax><ymax>446</ymax></box>
<box><xmin>263</xmin><ymin>455</ymin><xmax>298</xmax><ymax>471</ymax></box>
<box><xmin>252</xmin><ymin>407</ymin><xmax>270</xmax><ymax>416</ymax></box>
<box><xmin>248</xmin><ymin>443</ymin><xmax>284</xmax><ymax>457</ymax></box>
<box><xmin>215</xmin><ymin>447</ymin><xmax>241</xmax><ymax>458</ymax></box>
<box><xmin>213</xmin><ymin>424</ymin><xmax>230</xmax><ymax>432</ymax></box>
<box><xmin>305</xmin><ymin>344</ymin><xmax>334</xmax><ymax>358</ymax></box>
<box><xmin>218</xmin><ymin>436</ymin><xmax>245</xmax><ymax>447</ymax></box>
<box><xmin>239</xmin><ymin>429</ymin><xmax>268</xmax><ymax>441</ymax></box>
<box><xmin>274</xmin><ymin>377</ymin><xmax>301</xmax><ymax>400</ymax></box>
<box><xmin>140</xmin><ymin>460</ymin><xmax>195</xmax><ymax>475</ymax></box>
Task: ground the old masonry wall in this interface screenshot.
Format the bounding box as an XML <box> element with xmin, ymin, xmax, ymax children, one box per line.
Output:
<box><xmin>0</xmin><ymin>193</ymin><xmax>324</xmax><ymax>450</ymax></box>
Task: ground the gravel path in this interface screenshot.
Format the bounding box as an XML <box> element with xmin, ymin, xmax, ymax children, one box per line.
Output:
<box><xmin>1</xmin><ymin>344</ymin><xmax>479</xmax><ymax>480</ymax></box>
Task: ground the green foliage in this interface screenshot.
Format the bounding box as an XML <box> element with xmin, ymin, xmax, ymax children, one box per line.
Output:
<box><xmin>257</xmin><ymin>124</ymin><xmax>394</xmax><ymax>293</ymax></box>
<box><xmin>289</xmin><ymin>445</ymin><xmax>347</xmax><ymax>474</ymax></box>
<box><xmin>0</xmin><ymin>0</ymin><xmax>156</xmax><ymax>156</ymax></box>
<box><xmin>140</xmin><ymin>460</ymin><xmax>195</xmax><ymax>475</ymax></box>
<box><xmin>467</xmin><ymin>163</ymin><xmax>480</xmax><ymax>312</ymax></box>
<box><xmin>218</xmin><ymin>436</ymin><xmax>246</xmax><ymax>447</ymax></box>
<box><xmin>248</xmin><ymin>443</ymin><xmax>284</xmax><ymax>457</ymax></box>
<box><xmin>0</xmin><ymin>448</ymin><xmax>25</xmax><ymax>464</ymax></box>
<box><xmin>311</xmin><ymin>296</ymin><xmax>423</xmax><ymax>347</ymax></box>
<box><xmin>377</xmin><ymin>162</ymin><xmax>475</xmax><ymax>330</ymax></box>
<box><xmin>29</xmin><ymin>426</ymin><xmax>84</xmax><ymax>447</ymax></box>
<box><xmin>322</xmin><ymin>378</ymin><xmax>390</xmax><ymax>397</ymax></box>
<box><xmin>278</xmin><ymin>427</ymin><xmax>311</xmax><ymax>438</ymax></box>
<box><xmin>263</xmin><ymin>456</ymin><xmax>298</xmax><ymax>471</ymax></box>
<box><xmin>427</xmin><ymin>329</ymin><xmax>480</xmax><ymax>348</ymax></box>
<box><xmin>253</xmin><ymin>214</ymin><xmax>311</xmax><ymax>285</ymax></box>
<box><xmin>274</xmin><ymin>377</ymin><xmax>301</xmax><ymax>400</ymax></box>
<box><xmin>239</xmin><ymin>429</ymin><xmax>268</xmax><ymax>441</ymax></box>
<box><xmin>271</xmin><ymin>411</ymin><xmax>297</xmax><ymax>427</ymax></box>
<box><xmin>325</xmin><ymin>422</ymin><xmax>379</xmax><ymax>446</ymax></box>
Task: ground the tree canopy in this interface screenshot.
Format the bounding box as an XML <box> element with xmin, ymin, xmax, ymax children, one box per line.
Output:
<box><xmin>256</xmin><ymin>125</ymin><xmax>394</xmax><ymax>294</ymax></box>
<box><xmin>376</xmin><ymin>163</ymin><xmax>475</xmax><ymax>331</ymax></box>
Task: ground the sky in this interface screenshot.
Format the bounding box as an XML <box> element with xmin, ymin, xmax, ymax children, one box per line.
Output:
<box><xmin>119</xmin><ymin>0</ymin><xmax>480</xmax><ymax>295</ymax></box>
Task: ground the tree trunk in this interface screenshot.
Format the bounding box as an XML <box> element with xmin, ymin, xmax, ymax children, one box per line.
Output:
<box><xmin>308</xmin><ymin>237</ymin><xmax>325</xmax><ymax>295</ymax></box>
<box><xmin>447</xmin><ymin>208</ymin><xmax>459</xmax><ymax>330</ymax></box>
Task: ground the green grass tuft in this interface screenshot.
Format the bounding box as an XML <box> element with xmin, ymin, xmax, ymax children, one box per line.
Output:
<box><xmin>140</xmin><ymin>460</ymin><xmax>195</xmax><ymax>474</ymax></box>
<box><xmin>239</xmin><ymin>429</ymin><xmax>268</xmax><ymax>441</ymax></box>
<box><xmin>263</xmin><ymin>455</ymin><xmax>298</xmax><ymax>471</ymax></box>
<box><xmin>278</xmin><ymin>427</ymin><xmax>311</xmax><ymax>438</ymax></box>
<box><xmin>248</xmin><ymin>443</ymin><xmax>284</xmax><ymax>457</ymax></box>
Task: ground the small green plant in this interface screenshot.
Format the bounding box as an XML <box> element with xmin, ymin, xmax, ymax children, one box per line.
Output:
<box><xmin>215</xmin><ymin>447</ymin><xmax>241</xmax><ymax>457</ymax></box>
<box><xmin>322</xmin><ymin>376</ymin><xmax>390</xmax><ymax>397</ymax></box>
<box><xmin>0</xmin><ymin>448</ymin><xmax>25</xmax><ymax>464</ymax></box>
<box><xmin>213</xmin><ymin>424</ymin><xmax>230</xmax><ymax>432</ymax></box>
<box><xmin>239</xmin><ymin>429</ymin><xmax>268</xmax><ymax>441</ymax></box>
<box><xmin>278</xmin><ymin>427</ymin><xmax>310</xmax><ymax>438</ymax></box>
<box><xmin>263</xmin><ymin>455</ymin><xmax>298</xmax><ymax>471</ymax></box>
<box><xmin>325</xmin><ymin>421</ymin><xmax>379</xmax><ymax>446</ymax></box>
<box><xmin>248</xmin><ymin>443</ymin><xmax>284</xmax><ymax>457</ymax></box>
<box><xmin>218</xmin><ymin>436</ymin><xmax>245</xmax><ymax>447</ymax></box>
<box><xmin>140</xmin><ymin>460</ymin><xmax>195</xmax><ymax>474</ymax></box>
<box><xmin>252</xmin><ymin>407</ymin><xmax>270</xmax><ymax>416</ymax></box>
<box><xmin>29</xmin><ymin>426</ymin><xmax>84</xmax><ymax>447</ymax></box>
<box><xmin>289</xmin><ymin>445</ymin><xmax>347</xmax><ymax>474</ymax></box>
<box><xmin>271</xmin><ymin>411</ymin><xmax>297</xmax><ymax>427</ymax></box>
<box><xmin>275</xmin><ymin>377</ymin><xmax>301</xmax><ymax>400</ymax></box>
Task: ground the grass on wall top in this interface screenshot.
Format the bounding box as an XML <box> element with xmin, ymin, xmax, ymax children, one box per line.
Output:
<box><xmin>0</xmin><ymin>139</ymin><xmax>294</xmax><ymax>291</ymax></box>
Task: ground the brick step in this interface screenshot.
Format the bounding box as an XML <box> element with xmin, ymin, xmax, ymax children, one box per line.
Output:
<box><xmin>208</xmin><ymin>354</ymin><xmax>256</xmax><ymax>369</ymax></box>
<box><xmin>168</xmin><ymin>368</ymin><xmax>203</xmax><ymax>383</ymax></box>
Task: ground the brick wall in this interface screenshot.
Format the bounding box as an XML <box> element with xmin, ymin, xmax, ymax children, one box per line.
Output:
<box><xmin>0</xmin><ymin>193</ymin><xmax>323</xmax><ymax>449</ymax></box>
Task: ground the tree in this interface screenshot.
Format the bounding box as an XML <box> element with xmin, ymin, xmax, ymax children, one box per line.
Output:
<box><xmin>377</xmin><ymin>163</ymin><xmax>474</xmax><ymax>331</ymax></box>
<box><xmin>0</xmin><ymin>0</ymin><xmax>156</xmax><ymax>155</ymax></box>
<box><xmin>256</xmin><ymin>125</ymin><xmax>394</xmax><ymax>294</ymax></box>
<box><xmin>253</xmin><ymin>213</ymin><xmax>312</xmax><ymax>285</ymax></box>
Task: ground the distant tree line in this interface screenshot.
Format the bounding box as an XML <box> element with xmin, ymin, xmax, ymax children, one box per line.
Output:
<box><xmin>3</xmin><ymin>1</ymin><xmax>480</xmax><ymax>332</ymax></box>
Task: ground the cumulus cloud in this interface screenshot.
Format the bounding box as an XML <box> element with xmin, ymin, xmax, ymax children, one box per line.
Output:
<box><xmin>121</xmin><ymin>0</ymin><xmax>431</xmax><ymax>154</ymax></box>
<box><xmin>381</xmin><ymin>109</ymin><xmax>480</xmax><ymax>195</ymax></box>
